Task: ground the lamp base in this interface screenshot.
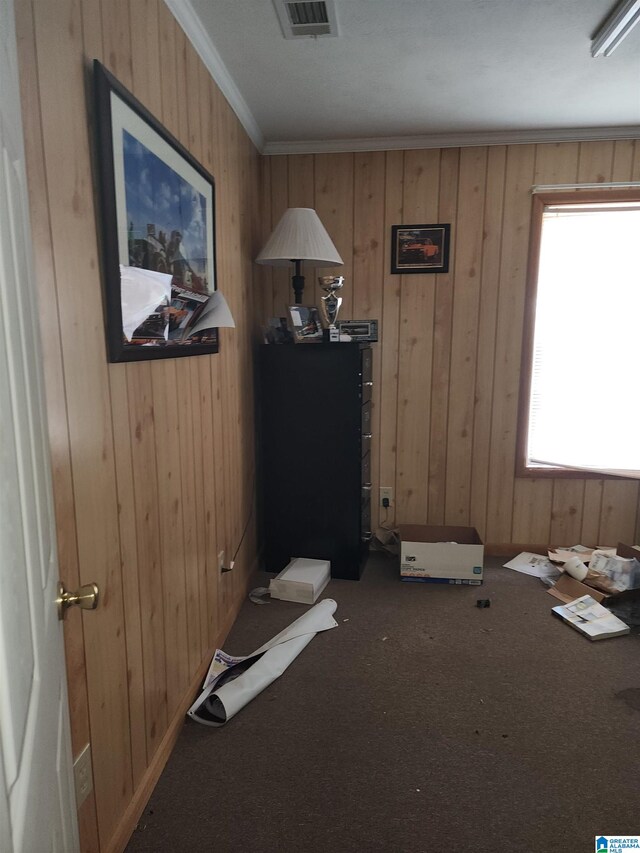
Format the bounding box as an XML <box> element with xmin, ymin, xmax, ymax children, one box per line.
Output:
<box><xmin>292</xmin><ymin>273</ymin><xmax>305</xmax><ymax>304</ymax></box>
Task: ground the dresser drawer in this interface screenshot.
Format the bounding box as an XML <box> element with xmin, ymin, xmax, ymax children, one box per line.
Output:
<box><xmin>361</xmin><ymin>399</ymin><xmax>372</xmax><ymax>434</ymax></box>
<box><xmin>361</xmin><ymin>450</ymin><xmax>371</xmax><ymax>486</ymax></box>
<box><xmin>361</xmin><ymin>347</ymin><xmax>372</xmax><ymax>384</ymax></box>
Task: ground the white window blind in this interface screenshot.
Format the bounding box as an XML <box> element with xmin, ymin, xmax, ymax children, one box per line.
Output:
<box><xmin>527</xmin><ymin>200</ymin><xmax>640</xmax><ymax>478</ymax></box>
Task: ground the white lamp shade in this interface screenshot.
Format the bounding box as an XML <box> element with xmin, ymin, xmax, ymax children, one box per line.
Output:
<box><xmin>255</xmin><ymin>208</ymin><xmax>343</xmax><ymax>268</ymax></box>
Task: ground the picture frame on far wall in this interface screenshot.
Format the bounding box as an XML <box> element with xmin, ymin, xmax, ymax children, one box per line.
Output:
<box><xmin>391</xmin><ymin>223</ymin><xmax>451</xmax><ymax>275</ymax></box>
<box><xmin>93</xmin><ymin>60</ymin><xmax>219</xmax><ymax>362</ymax></box>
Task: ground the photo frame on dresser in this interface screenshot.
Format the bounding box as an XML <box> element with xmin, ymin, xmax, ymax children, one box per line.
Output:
<box><xmin>93</xmin><ymin>60</ymin><xmax>219</xmax><ymax>361</ymax></box>
<box><xmin>287</xmin><ymin>305</ymin><xmax>323</xmax><ymax>343</ymax></box>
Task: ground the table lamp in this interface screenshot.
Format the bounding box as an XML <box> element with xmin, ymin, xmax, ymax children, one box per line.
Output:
<box><xmin>255</xmin><ymin>207</ymin><xmax>343</xmax><ymax>304</ymax></box>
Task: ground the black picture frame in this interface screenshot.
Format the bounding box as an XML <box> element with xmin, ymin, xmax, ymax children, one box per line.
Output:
<box><xmin>93</xmin><ymin>60</ymin><xmax>219</xmax><ymax>362</ymax></box>
<box><xmin>391</xmin><ymin>223</ymin><xmax>451</xmax><ymax>275</ymax></box>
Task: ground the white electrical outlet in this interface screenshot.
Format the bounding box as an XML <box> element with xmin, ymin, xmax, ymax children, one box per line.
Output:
<box><xmin>218</xmin><ymin>550</ymin><xmax>225</xmax><ymax>573</ymax></box>
<box><xmin>380</xmin><ymin>486</ymin><xmax>393</xmax><ymax>507</ymax></box>
<box><xmin>73</xmin><ymin>743</ymin><xmax>93</xmax><ymax>808</ymax></box>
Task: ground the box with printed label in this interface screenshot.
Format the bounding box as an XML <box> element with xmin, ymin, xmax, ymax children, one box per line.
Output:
<box><xmin>399</xmin><ymin>524</ymin><xmax>484</xmax><ymax>585</ymax></box>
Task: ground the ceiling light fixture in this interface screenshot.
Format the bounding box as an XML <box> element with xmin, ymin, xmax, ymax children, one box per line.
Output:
<box><xmin>591</xmin><ymin>0</ymin><xmax>640</xmax><ymax>56</ymax></box>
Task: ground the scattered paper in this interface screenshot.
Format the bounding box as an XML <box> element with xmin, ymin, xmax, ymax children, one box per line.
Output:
<box><xmin>188</xmin><ymin>598</ymin><xmax>338</xmax><ymax>726</ymax></box>
<box><xmin>551</xmin><ymin>595</ymin><xmax>630</xmax><ymax>640</ymax></box>
<box><xmin>503</xmin><ymin>552</ymin><xmax>561</xmax><ymax>580</ymax></box>
<box><xmin>187</xmin><ymin>289</ymin><xmax>235</xmax><ymax>334</ymax></box>
<box><xmin>249</xmin><ymin>587</ymin><xmax>271</xmax><ymax>604</ymax></box>
<box><xmin>120</xmin><ymin>265</ymin><xmax>171</xmax><ymax>341</ymax></box>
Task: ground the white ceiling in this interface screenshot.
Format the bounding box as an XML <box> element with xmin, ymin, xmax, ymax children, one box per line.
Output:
<box><xmin>173</xmin><ymin>0</ymin><xmax>640</xmax><ymax>154</ymax></box>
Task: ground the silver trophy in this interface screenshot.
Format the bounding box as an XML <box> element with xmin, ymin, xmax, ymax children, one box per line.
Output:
<box><xmin>319</xmin><ymin>275</ymin><xmax>345</xmax><ymax>335</ymax></box>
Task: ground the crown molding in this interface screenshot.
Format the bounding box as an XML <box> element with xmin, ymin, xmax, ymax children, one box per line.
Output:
<box><xmin>164</xmin><ymin>0</ymin><xmax>264</xmax><ymax>152</ymax></box>
<box><xmin>162</xmin><ymin>0</ymin><xmax>640</xmax><ymax>158</ymax></box>
<box><xmin>263</xmin><ymin>125</ymin><xmax>640</xmax><ymax>155</ymax></box>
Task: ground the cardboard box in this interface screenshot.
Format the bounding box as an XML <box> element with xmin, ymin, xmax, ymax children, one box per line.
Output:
<box><xmin>269</xmin><ymin>557</ymin><xmax>331</xmax><ymax>604</ymax></box>
<box><xmin>399</xmin><ymin>524</ymin><xmax>484</xmax><ymax>585</ymax></box>
<box><xmin>547</xmin><ymin>542</ymin><xmax>640</xmax><ymax>605</ymax></box>
<box><xmin>546</xmin><ymin>573</ymin><xmax>607</xmax><ymax>605</ymax></box>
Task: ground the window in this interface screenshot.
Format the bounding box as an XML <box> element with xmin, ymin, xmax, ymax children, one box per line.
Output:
<box><xmin>518</xmin><ymin>190</ymin><xmax>640</xmax><ymax>479</ymax></box>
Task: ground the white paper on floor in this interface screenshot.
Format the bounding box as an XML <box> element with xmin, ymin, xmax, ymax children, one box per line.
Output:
<box><xmin>188</xmin><ymin>598</ymin><xmax>338</xmax><ymax>726</ymax></box>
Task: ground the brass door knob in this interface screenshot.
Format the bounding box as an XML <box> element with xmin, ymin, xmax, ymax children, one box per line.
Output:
<box><xmin>56</xmin><ymin>582</ymin><xmax>99</xmax><ymax>621</ymax></box>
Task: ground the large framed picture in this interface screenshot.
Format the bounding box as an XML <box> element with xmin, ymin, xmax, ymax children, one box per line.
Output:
<box><xmin>391</xmin><ymin>224</ymin><xmax>451</xmax><ymax>275</ymax></box>
<box><xmin>93</xmin><ymin>60</ymin><xmax>218</xmax><ymax>361</ymax></box>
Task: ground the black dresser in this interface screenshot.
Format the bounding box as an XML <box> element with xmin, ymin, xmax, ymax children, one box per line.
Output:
<box><xmin>257</xmin><ymin>342</ymin><xmax>372</xmax><ymax>580</ymax></box>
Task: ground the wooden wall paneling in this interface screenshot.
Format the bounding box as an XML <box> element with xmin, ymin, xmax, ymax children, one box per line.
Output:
<box><xmin>100</xmin><ymin>0</ymin><xmax>132</xmax><ymax>83</ymax></box>
<box><xmin>149</xmin><ymin>360</ymin><xmax>190</xmax><ymax>718</ymax></box>
<box><xmin>117</xmin><ymin>0</ymin><xmax>165</xmax><ymax>791</ymax></box>
<box><xmin>632</xmin><ymin>141</ymin><xmax>640</xmax><ymax>180</ymax></box>
<box><xmin>15</xmin><ymin>2</ymin><xmax>101</xmax><ymax>848</ymax></box>
<box><xmin>33</xmin><ymin>0</ymin><xmax>133</xmax><ymax>845</ymax></box>
<box><xmin>533</xmin><ymin>142</ymin><xmax>579</xmax><ymax>185</ymax></box>
<box><xmin>288</xmin><ymin>154</ymin><xmax>315</xmax><ymax>207</ymax></box>
<box><xmin>177</xmin><ymin>365</ymin><xmax>202</xmax><ymax>674</ymax></box>
<box><xmin>582</xmin><ymin>481</ymin><xmax>604</xmax><ymax>546</ymax></box>
<box><xmin>107</xmin><ymin>367</ymin><xmax>148</xmax><ymax>792</ymax></box>
<box><xmin>197</xmin><ymin>356</ymin><xmax>219</xmax><ymax>648</ymax></box>
<box><xmin>577</xmin><ymin>141</ymin><xmax>615</xmax><ymax>184</ymax></box>
<box><xmin>81</xmin><ymin>0</ymin><xmax>102</xmax><ymax>57</ymax></box>
<box><xmin>427</xmin><ymin>148</ymin><xmax>459</xmax><ymax>524</ymax></box>
<box><xmin>395</xmin><ymin>149</ymin><xmax>440</xmax><ymax>523</ymax></box>
<box><xmin>445</xmin><ymin>147</ymin><xmax>486</xmax><ymax>526</ymax></box>
<box><xmin>128</xmin><ymin>0</ymin><xmax>160</xmax><ymax>111</ymax></box>
<box><xmin>255</xmin><ymin>157</ymin><xmax>272</xmax><ymax>331</ymax></box>
<box><xmin>469</xmin><ymin>145</ymin><xmax>506</xmax><ymax>540</ymax></box>
<box><xmin>600</xmin><ymin>480</ymin><xmax>640</xmax><ymax>545</ymax></box>
<box><xmin>511</xmin><ymin>479</ymin><xmax>553</xmax><ymax>545</ymax></box>
<box><xmin>352</xmin><ymin>152</ymin><xmax>385</xmax><ymax>318</ymax></box>
<box><xmin>352</xmin><ymin>152</ymin><xmax>385</xmax><ymax>528</ymax></box>
<box><xmin>612</xmin><ymin>140</ymin><xmax>635</xmax><ymax>178</ymax></box>
<box><xmin>313</xmin><ymin>152</ymin><xmax>355</xmax><ymax>316</ymax></box>
<box><xmin>125</xmin><ymin>366</ymin><xmax>167</xmax><ymax>757</ymax></box>
<box><xmin>485</xmin><ymin>144</ymin><xmax>536</xmax><ymax>544</ymax></box>
<box><xmin>267</xmin><ymin>156</ymin><xmax>291</xmax><ymax>317</ymax></box>
<box><xmin>154</xmin><ymin>2</ymin><xmax>193</xmax><ymax>724</ymax></box>
<box><xmin>549</xmin><ymin>480</ymin><xmax>585</xmax><ymax>545</ymax></box>
<box><xmin>378</xmin><ymin>150</ymin><xmax>403</xmax><ymax>528</ymax></box>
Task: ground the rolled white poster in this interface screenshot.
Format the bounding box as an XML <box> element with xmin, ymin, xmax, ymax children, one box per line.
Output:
<box><xmin>188</xmin><ymin>598</ymin><xmax>338</xmax><ymax>726</ymax></box>
<box><xmin>563</xmin><ymin>555</ymin><xmax>589</xmax><ymax>582</ymax></box>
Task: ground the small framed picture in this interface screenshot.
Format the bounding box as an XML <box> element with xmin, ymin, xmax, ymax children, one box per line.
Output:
<box><xmin>287</xmin><ymin>306</ymin><xmax>323</xmax><ymax>343</ymax></box>
<box><xmin>391</xmin><ymin>224</ymin><xmax>451</xmax><ymax>274</ymax></box>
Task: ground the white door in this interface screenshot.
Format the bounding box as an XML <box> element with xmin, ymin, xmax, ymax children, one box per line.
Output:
<box><xmin>0</xmin><ymin>0</ymin><xmax>80</xmax><ymax>850</ymax></box>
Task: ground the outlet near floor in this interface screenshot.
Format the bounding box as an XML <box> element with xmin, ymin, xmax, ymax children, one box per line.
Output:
<box><xmin>379</xmin><ymin>486</ymin><xmax>393</xmax><ymax>507</ymax></box>
<box><xmin>73</xmin><ymin>743</ymin><xmax>93</xmax><ymax>808</ymax></box>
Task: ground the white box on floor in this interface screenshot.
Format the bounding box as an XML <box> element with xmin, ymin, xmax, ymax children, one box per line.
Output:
<box><xmin>399</xmin><ymin>524</ymin><xmax>484</xmax><ymax>585</ymax></box>
<box><xmin>269</xmin><ymin>557</ymin><xmax>331</xmax><ymax>604</ymax></box>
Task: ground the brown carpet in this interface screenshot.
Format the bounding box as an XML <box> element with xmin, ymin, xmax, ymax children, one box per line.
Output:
<box><xmin>125</xmin><ymin>553</ymin><xmax>640</xmax><ymax>853</ymax></box>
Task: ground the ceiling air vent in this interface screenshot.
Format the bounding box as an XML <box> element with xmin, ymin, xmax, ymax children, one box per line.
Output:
<box><xmin>274</xmin><ymin>0</ymin><xmax>339</xmax><ymax>39</ymax></box>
